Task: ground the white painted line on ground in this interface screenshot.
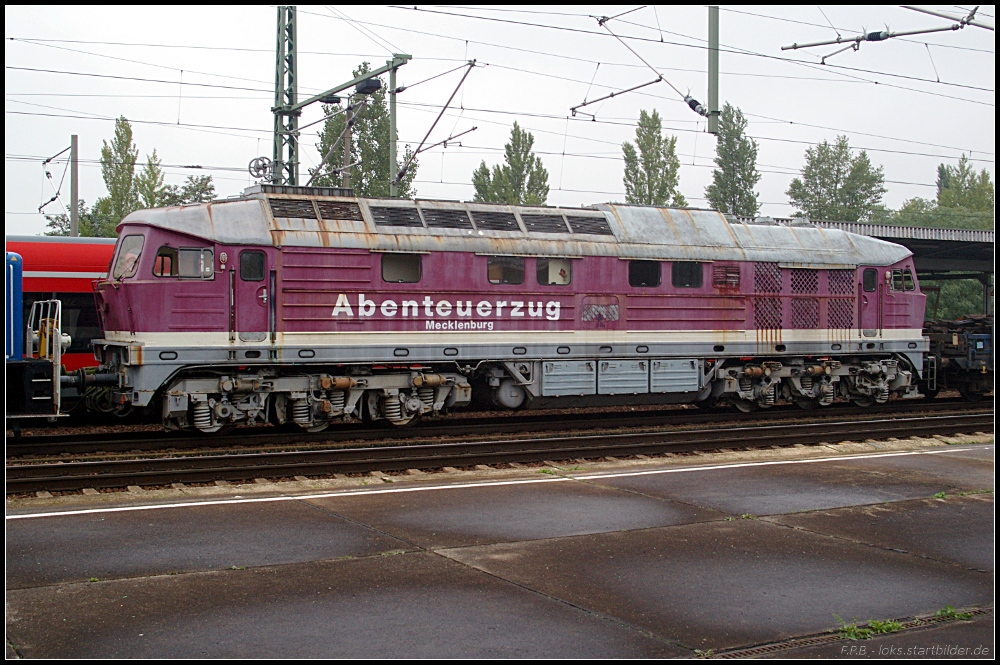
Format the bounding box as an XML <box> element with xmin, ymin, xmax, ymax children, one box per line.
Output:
<box><xmin>6</xmin><ymin>445</ymin><xmax>991</xmax><ymax>521</ymax></box>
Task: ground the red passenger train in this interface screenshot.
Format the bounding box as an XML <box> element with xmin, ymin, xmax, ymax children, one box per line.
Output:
<box><xmin>5</xmin><ymin>235</ymin><xmax>115</xmax><ymax>372</ymax></box>
<box><xmin>90</xmin><ymin>186</ymin><xmax>929</xmax><ymax>432</ymax></box>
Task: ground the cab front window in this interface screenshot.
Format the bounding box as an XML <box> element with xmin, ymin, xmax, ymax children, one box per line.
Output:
<box><xmin>112</xmin><ymin>234</ymin><xmax>145</xmax><ymax>279</ymax></box>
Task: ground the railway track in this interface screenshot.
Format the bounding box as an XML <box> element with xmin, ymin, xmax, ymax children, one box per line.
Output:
<box><xmin>4</xmin><ymin>398</ymin><xmax>980</xmax><ymax>458</ymax></box>
<box><xmin>6</xmin><ymin>409</ymin><xmax>992</xmax><ymax>495</ymax></box>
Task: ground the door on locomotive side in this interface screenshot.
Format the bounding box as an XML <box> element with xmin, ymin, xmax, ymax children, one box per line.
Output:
<box><xmin>235</xmin><ymin>249</ymin><xmax>272</xmax><ymax>342</ymax></box>
<box><xmin>858</xmin><ymin>267</ymin><xmax>883</xmax><ymax>338</ymax></box>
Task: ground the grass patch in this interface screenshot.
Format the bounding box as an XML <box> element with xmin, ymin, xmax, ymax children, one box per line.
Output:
<box><xmin>868</xmin><ymin>618</ymin><xmax>903</xmax><ymax>634</ymax></box>
<box><xmin>538</xmin><ymin>468</ymin><xmax>557</xmax><ymax>475</ymax></box>
<box><xmin>835</xmin><ymin>616</ymin><xmax>873</xmax><ymax>641</ymax></box>
<box><xmin>933</xmin><ymin>491</ymin><xmax>947</xmax><ymax>499</ymax></box>
<box><xmin>740</xmin><ymin>513</ymin><xmax>758</xmax><ymax>520</ymax></box>
<box><xmin>936</xmin><ymin>605</ymin><xmax>974</xmax><ymax>620</ymax></box>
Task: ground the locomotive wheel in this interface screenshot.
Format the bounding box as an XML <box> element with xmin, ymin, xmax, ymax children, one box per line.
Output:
<box><xmin>794</xmin><ymin>397</ymin><xmax>819</xmax><ymax>410</ymax></box>
<box><xmin>921</xmin><ymin>385</ymin><xmax>940</xmax><ymax>400</ymax></box>
<box><xmin>851</xmin><ymin>395</ymin><xmax>875</xmax><ymax>408</ymax></box>
<box><xmin>299</xmin><ymin>422</ymin><xmax>330</xmax><ymax>433</ymax></box>
<box><xmin>387</xmin><ymin>412</ymin><xmax>420</xmax><ymax>427</ymax></box>
<box><xmin>693</xmin><ymin>395</ymin><xmax>722</xmax><ymax>411</ymax></box>
<box><xmin>733</xmin><ymin>398</ymin><xmax>758</xmax><ymax>413</ymax></box>
<box><xmin>959</xmin><ymin>386</ymin><xmax>984</xmax><ymax>403</ymax></box>
<box><xmin>196</xmin><ymin>424</ymin><xmax>235</xmax><ymax>435</ymax></box>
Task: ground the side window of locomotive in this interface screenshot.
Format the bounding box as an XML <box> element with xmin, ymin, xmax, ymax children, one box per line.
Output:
<box><xmin>671</xmin><ymin>262</ymin><xmax>703</xmax><ymax>288</ymax></box>
<box><xmin>153</xmin><ymin>246</ymin><xmax>178</xmax><ymax>277</ymax></box>
<box><xmin>862</xmin><ymin>268</ymin><xmax>877</xmax><ymax>292</ymax></box>
<box><xmin>178</xmin><ymin>248</ymin><xmax>214</xmax><ymax>279</ymax></box>
<box><xmin>112</xmin><ymin>234</ymin><xmax>145</xmax><ymax>279</ymax></box>
<box><xmin>487</xmin><ymin>256</ymin><xmax>525</xmax><ymax>285</ymax></box>
<box><xmin>382</xmin><ymin>253</ymin><xmax>421</xmax><ymax>283</ymax></box>
<box><xmin>629</xmin><ymin>260</ymin><xmax>660</xmax><ymax>288</ymax></box>
<box><xmin>240</xmin><ymin>251</ymin><xmax>265</xmax><ymax>282</ymax></box>
<box><xmin>903</xmin><ymin>269</ymin><xmax>915</xmax><ymax>291</ymax></box>
<box><xmin>891</xmin><ymin>269</ymin><xmax>904</xmax><ymax>291</ymax></box>
<box><xmin>536</xmin><ymin>258</ymin><xmax>571</xmax><ymax>286</ymax></box>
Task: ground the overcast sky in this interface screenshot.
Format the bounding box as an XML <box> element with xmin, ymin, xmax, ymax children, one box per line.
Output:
<box><xmin>5</xmin><ymin>5</ymin><xmax>995</xmax><ymax>235</ymax></box>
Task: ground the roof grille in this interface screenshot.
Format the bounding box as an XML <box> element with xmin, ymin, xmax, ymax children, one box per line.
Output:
<box><xmin>269</xmin><ymin>198</ymin><xmax>317</xmax><ymax>219</ymax></box>
<box><xmin>567</xmin><ymin>215</ymin><xmax>614</xmax><ymax>236</ymax></box>
<box><xmin>471</xmin><ymin>210</ymin><xmax>520</xmax><ymax>232</ymax></box>
<box><xmin>521</xmin><ymin>214</ymin><xmax>569</xmax><ymax>234</ymax></box>
<box><xmin>421</xmin><ymin>208</ymin><xmax>473</xmax><ymax>229</ymax></box>
<box><xmin>317</xmin><ymin>201</ymin><xmax>363</xmax><ymax>221</ymax></box>
<box><xmin>371</xmin><ymin>206</ymin><xmax>423</xmax><ymax>228</ymax></box>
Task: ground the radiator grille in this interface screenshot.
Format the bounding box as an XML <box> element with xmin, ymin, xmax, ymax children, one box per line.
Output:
<box><xmin>521</xmin><ymin>214</ymin><xmax>569</xmax><ymax>233</ymax></box>
<box><xmin>754</xmin><ymin>262</ymin><xmax>782</xmax><ymax>293</ymax></box>
<box><xmin>370</xmin><ymin>206</ymin><xmax>423</xmax><ymax>227</ymax></box>
<box><xmin>790</xmin><ymin>269</ymin><xmax>818</xmax><ymax>294</ymax></box>
<box><xmin>567</xmin><ymin>215</ymin><xmax>614</xmax><ymax>235</ymax></box>
<box><xmin>754</xmin><ymin>297</ymin><xmax>783</xmax><ymax>329</ymax></box>
<box><xmin>791</xmin><ymin>298</ymin><xmax>819</xmax><ymax>328</ymax></box>
<box><xmin>828</xmin><ymin>269</ymin><xmax>855</xmax><ymax>295</ymax></box>
<box><xmin>828</xmin><ymin>298</ymin><xmax>855</xmax><ymax>328</ymax></box>
<box><xmin>713</xmin><ymin>265</ymin><xmax>741</xmax><ymax>288</ymax></box>
<box><xmin>421</xmin><ymin>208</ymin><xmax>473</xmax><ymax>229</ymax></box>
<box><xmin>269</xmin><ymin>198</ymin><xmax>316</xmax><ymax>219</ymax></box>
<box><xmin>316</xmin><ymin>200</ymin><xmax>363</xmax><ymax>221</ymax></box>
<box><xmin>471</xmin><ymin>210</ymin><xmax>520</xmax><ymax>231</ymax></box>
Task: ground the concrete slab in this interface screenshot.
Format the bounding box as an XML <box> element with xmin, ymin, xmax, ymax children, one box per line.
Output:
<box><xmin>443</xmin><ymin>519</ymin><xmax>993</xmax><ymax>651</ymax></box>
<box><xmin>776</xmin><ymin>614</ymin><xmax>994</xmax><ymax>659</ymax></box>
<box><xmin>838</xmin><ymin>452</ymin><xmax>995</xmax><ymax>491</ymax></box>
<box><xmin>306</xmin><ymin>478</ymin><xmax>721</xmax><ymax>549</ymax></box>
<box><xmin>769</xmin><ymin>494</ymin><xmax>995</xmax><ymax>572</ymax></box>
<box><xmin>586</xmin><ymin>458</ymin><xmax>968</xmax><ymax>517</ymax></box>
<box><xmin>5</xmin><ymin>552</ymin><xmax>686</xmax><ymax>659</ymax></box>
<box><xmin>6</xmin><ymin>500</ymin><xmax>409</xmax><ymax>588</ymax></box>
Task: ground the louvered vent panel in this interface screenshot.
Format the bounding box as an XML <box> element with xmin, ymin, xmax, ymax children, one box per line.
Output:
<box><xmin>422</xmin><ymin>208</ymin><xmax>473</xmax><ymax>229</ymax></box>
<box><xmin>791</xmin><ymin>298</ymin><xmax>819</xmax><ymax>328</ymax></box>
<box><xmin>754</xmin><ymin>297</ymin><xmax>783</xmax><ymax>329</ymax></box>
<box><xmin>754</xmin><ymin>262</ymin><xmax>782</xmax><ymax>293</ymax></box>
<box><xmin>269</xmin><ymin>198</ymin><xmax>317</xmax><ymax>219</ymax></box>
<box><xmin>567</xmin><ymin>215</ymin><xmax>614</xmax><ymax>236</ymax></box>
<box><xmin>828</xmin><ymin>299</ymin><xmax>855</xmax><ymax>328</ymax></box>
<box><xmin>471</xmin><ymin>210</ymin><xmax>520</xmax><ymax>231</ymax></box>
<box><xmin>828</xmin><ymin>269</ymin><xmax>855</xmax><ymax>295</ymax></box>
<box><xmin>316</xmin><ymin>201</ymin><xmax>363</xmax><ymax>221</ymax></box>
<box><xmin>790</xmin><ymin>269</ymin><xmax>818</xmax><ymax>294</ymax></box>
<box><xmin>370</xmin><ymin>207</ymin><xmax>423</xmax><ymax>227</ymax></box>
<box><xmin>712</xmin><ymin>265</ymin><xmax>741</xmax><ymax>287</ymax></box>
<box><xmin>521</xmin><ymin>214</ymin><xmax>568</xmax><ymax>233</ymax></box>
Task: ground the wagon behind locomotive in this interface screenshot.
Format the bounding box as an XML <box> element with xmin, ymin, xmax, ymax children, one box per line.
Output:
<box><xmin>92</xmin><ymin>188</ymin><xmax>928</xmax><ymax>432</ymax></box>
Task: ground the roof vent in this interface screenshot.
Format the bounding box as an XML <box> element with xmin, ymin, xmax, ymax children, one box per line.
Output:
<box><xmin>567</xmin><ymin>215</ymin><xmax>614</xmax><ymax>236</ymax></box>
<box><xmin>521</xmin><ymin>214</ymin><xmax>569</xmax><ymax>234</ymax></box>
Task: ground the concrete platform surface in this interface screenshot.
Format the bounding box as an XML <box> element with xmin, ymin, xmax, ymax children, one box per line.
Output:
<box><xmin>5</xmin><ymin>438</ymin><xmax>994</xmax><ymax>658</ymax></box>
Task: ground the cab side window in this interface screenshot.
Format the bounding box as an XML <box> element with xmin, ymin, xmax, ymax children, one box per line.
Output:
<box><xmin>537</xmin><ymin>258</ymin><xmax>571</xmax><ymax>286</ymax></box>
<box><xmin>382</xmin><ymin>253</ymin><xmax>421</xmax><ymax>283</ymax></box>
<box><xmin>487</xmin><ymin>256</ymin><xmax>524</xmax><ymax>285</ymax></box>
<box><xmin>240</xmin><ymin>251</ymin><xmax>265</xmax><ymax>282</ymax></box>
<box><xmin>153</xmin><ymin>247</ymin><xmax>178</xmax><ymax>277</ymax></box>
<box><xmin>863</xmin><ymin>268</ymin><xmax>877</xmax><ymax>292</ymax></box>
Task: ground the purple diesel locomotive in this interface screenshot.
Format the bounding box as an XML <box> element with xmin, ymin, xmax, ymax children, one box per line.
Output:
<box><xmin>92</xmin><ymin>186</ymin><xmax>927</xmax><ymax>432</ymax></box>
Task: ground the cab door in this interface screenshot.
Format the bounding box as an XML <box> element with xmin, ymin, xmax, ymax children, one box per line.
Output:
<box><xmin>859</xmin><ymin>268</ymin><xmax>882</xmax><ymax>338</ymax></box>
<box><xmin>236</xmin><ymin>249</ymin><xmax>270</xmax><ymax>342</ymax></box>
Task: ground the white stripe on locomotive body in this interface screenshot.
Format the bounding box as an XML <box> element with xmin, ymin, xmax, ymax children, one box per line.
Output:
<box><xmin>101</xmin><ymin>328</ymin><xmax>927</xmax><ymax>348</ymax></box>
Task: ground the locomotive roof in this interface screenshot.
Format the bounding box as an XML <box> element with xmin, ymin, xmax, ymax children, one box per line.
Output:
<box><xmin>118</xmin><ymin>193</ymin><xmax>912</xmax><ymax>268</ymax></box>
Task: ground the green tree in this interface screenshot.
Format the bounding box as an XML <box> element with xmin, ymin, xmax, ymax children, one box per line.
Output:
<box><xmin>936</xmin><ymin>154</ymin><xmax>994</xmax><ymax>212</ymax></box>
<box><xmin>135</xmin><ymin>149</ymin><xmax>167</xmax><ymax>209</ymax></box>
<box><xmin>44</xmin><ymin>199</ymin><xmax>115</xmax><ymax>237</ymax></box>
<box><xmin>163</xmin><ymin>175</ymin><xmax>216</xmax><ymax>206</ymax></box>
<box><xmin>472</xmin><ymin>121</ymin><xmax>549</xmax><ymax>205</ymax></box>
<box><xmin>98</xmin><ymin>116</ymin><xmax>139</xmax><ymax>225</ymax></box>
<box><xmin>622</xmin><ymin>109</ymin><xmax>686</xmax><ymax>207</ymax></box>
<box><xmin>705</xmin><ymin>103</ymin><xmax>760</xmax><ymax>217</ymax></box>
<box><xmin>310</xmin><ymin>62</ymin><xmax>418</xmax><ymax>197</ymax></box>
<box><xmin>786</xmin><ymin>135</ymin><xmax>886</xmax><ymax>222</ymax></box>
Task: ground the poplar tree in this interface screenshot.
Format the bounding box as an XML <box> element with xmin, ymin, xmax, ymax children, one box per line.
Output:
<box><xmin>98</xmin><ymin>116</ymin><xmax>139</xmax><ymax>225</ymax></box>
<box><xmin>311</xmin><ymin>62</ymin><xmax>418</xmax><ymax>197</ymax></box>
<box><xmin>705</xmin><ymin>103</ymin><xmax>760</xmax><ymax>217</ymax></box>
<box><xmin>786</xmin><ymin>135</ymin><xmax>886</xmax><ymax>222</ymax></box>
<box><xmin>135</xmin><ymin>149</ymin><xmax>167</xmax><ymax>209</ymax></box>
<box><xmin>472</xmin><ymin>121</ymin><xmax>549</xmax><ymax>205</ymax></box>
<box><xmin>622</xmin><ymin>109</ymin><xmax>686</xmax><ymax>207</ymax></box>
